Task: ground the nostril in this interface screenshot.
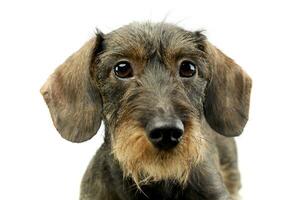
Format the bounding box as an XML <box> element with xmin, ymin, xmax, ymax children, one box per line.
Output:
<box><xmin>170</xmin><ymin>129</ymin><xmax>183</xmax><ymax>141</ymax></box>
<box><xmin>149</xmin><ymin>129</ymin><xmax>163</xmax><ymax>141</ymax></box>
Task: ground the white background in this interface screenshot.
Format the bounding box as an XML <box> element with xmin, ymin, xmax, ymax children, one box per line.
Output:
<box><xmin>1</xmin><ymin>0</ymin><xmax>299</xmax><ymax>199</ymax></box>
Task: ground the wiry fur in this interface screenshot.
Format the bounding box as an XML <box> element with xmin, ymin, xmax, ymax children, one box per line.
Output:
<box><xmin>113</xmin><ymin>118</ymin><xmax>203</xmax><ymax>186</ymax></box>
<box><xmin>41</xmin><ymin>22</ymin><xmax>252</xmax><ymax>200</ymax></box>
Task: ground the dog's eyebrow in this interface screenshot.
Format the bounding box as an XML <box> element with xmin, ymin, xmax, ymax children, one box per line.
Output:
<box><xmin>100</xmin><ymin>41</ymin><xmax>147</xmax><ymax>60</ymax></box>
<box><xmin>162</xmin><ymin>44</ymin><xmax>204</xmax><ymax>62</ymax></box>
<box><xmin>99</xmin><ymin>50</ymin><xmax>146</xmax><ymax>63</ymax></box>
<box><xmin>171</xmin><ymin>47</ymin><xmax>203</xmax><ymax>57</ymax></box>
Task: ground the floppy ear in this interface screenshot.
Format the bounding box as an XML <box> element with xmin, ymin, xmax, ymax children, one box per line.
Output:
<box><xmin>40</xmin><ymin>37</ymin><xmax>103</xmax><ymax>142</ymax></box>
<box><xmin>203</xmin><ymin>41</ymin><xmax>252</xmax><ymax>137</ymax></box>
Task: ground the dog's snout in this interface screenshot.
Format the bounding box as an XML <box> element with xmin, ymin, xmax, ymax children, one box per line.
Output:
<box><xmin>146</xmin><ymin>118</ymin><xmax>184</xmax><ymax>150</ymax></box>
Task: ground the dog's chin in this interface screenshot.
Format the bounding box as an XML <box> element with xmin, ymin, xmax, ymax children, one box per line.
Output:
<box><xmin>123</xmin><ymin>150</ymin><xmax>195</xmax><ymax>186</ymax></box>
<box><xmin>112</xmin><ymin>119</ymin><xmax>204</xmax><ymax>187</ymax></box>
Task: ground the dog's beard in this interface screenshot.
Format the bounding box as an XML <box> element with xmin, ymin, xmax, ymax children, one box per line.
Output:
<box><xmin>112</xmin><ymin>119</ymin><xmax>204</xmax><ymax>187</ymax></box>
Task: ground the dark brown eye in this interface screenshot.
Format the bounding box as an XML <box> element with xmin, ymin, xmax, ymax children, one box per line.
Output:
<box><xmin>114</xmin><ymin>61</ymin><xmax>133</xmax><ymax>79</ymax></box>
<box><xmin>179</xmin><ymin>60</ymin><xmax>196</xmax><ymax>78</ymax></box>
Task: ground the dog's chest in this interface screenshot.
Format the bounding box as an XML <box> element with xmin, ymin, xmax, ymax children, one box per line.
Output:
<box><xmin>125</xmin><ymin>181</ymin><xmax>203</xmax><ymax>200</ymax></box>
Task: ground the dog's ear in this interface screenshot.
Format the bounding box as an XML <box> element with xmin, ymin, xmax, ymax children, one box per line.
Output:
<box><xmin>40</xmin><ymin>36</ymin><xmax>103</xmax><ymax>142</ymax></box>
<box><xmin>203</xmin><ymin>40</ymin><xmax>252</xmax><ymax>137</ymax></box>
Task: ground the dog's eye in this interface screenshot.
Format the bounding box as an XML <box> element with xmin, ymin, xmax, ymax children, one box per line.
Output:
<box><xmin>114</xmin><ymin>61</ymin><xmax>133</xmax><ymax>79</ymax></box>
<box><xmin>179</xmin><ymin>60</ymin><xmax>196</xmax><ymax>78</ymax></box>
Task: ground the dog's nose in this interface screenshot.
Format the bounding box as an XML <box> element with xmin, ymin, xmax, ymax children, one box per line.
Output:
<box><xmin>146</xmin><ymin>118</ymin><xmax>184</xmax><ymax>150</ymax></box>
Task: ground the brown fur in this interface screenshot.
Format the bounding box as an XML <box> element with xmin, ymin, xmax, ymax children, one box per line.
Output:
<box><xmin>113</xmin><ymin>117</ymin><xmax>204</xmax><ymax>186</ymax></box>
<box><xmin>40</xmin><ymin>38</ymin><xmax>102</xmax><ymax>142</ymax></box>
<box><xmin>204</xmin><ymin>41</ymin><xmax>252</xmax><ymax>137</ymax></box>
<box><xmin>41</xmin><ymin>22</ymin><xmax>252</xmax><ymax>200</ymax></box>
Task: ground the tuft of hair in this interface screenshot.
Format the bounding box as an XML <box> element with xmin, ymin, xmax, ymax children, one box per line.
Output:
<box><xmin>112</xmin><ymin>118</ymin><xmax>205</xmax><ymax>187</ymax></box>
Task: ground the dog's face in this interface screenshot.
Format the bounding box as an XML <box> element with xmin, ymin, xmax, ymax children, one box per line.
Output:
<box><xmin>41</xmin><ymin>22</ymin><xmax>252</xmax><ymax>185</ymax></box>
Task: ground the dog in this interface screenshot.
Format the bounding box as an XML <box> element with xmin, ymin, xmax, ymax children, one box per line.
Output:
<box><xmin>41</xmin><ymin>22</ymin><xmax>252</xmax><ymax>200</ymax></box>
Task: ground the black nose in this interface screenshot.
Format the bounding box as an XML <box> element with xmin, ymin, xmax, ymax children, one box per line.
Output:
<box><xmin>146</xmin><ymin>118</ymin><xmax>184</xmax><ymax>150</ymax></box>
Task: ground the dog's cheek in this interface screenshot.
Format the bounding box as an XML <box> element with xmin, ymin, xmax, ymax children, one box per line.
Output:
<box><xmin>99</xmin><ymin>79</ymin><xmax>128</xmax><ymax>124</ymax></box>
<box><xmin>183</xmin><ymin>79</ymin><xmax>207</xmax><ymax>114</ymax></box>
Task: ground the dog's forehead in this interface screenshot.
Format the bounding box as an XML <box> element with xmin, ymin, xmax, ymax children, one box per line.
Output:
<box><xmin>103</xmin><ymin>23</ymin><xmax>201</xmax><ymax>59</ymax></box>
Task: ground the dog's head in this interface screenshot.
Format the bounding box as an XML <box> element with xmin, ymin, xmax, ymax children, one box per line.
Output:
<box><xmin>41</xmin><ymin>22</ymin><xmax>251</xmax><ymax>185</ymax></box>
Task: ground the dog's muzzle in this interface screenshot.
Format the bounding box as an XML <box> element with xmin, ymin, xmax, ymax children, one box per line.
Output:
<box><xmin>146</xmin><ymin>117</ymin><xmax>184</xmax><ymax>150</ymax></box>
